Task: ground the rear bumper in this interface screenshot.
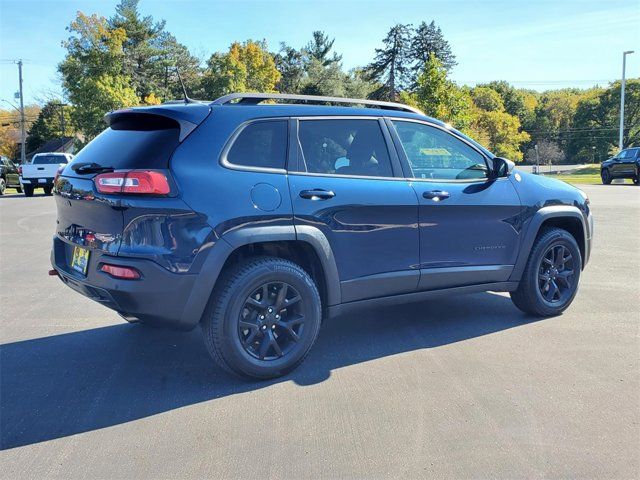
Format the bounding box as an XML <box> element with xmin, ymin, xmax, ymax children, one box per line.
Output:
<box><xmin>51</xmin><ymin>236</ymin><xmax>200</xmax><ymax>330</ymax></box>
<box><xmin>20</xmin><ymin>177</ymin><xmax>54</xmax><ymax>187</ymax></box>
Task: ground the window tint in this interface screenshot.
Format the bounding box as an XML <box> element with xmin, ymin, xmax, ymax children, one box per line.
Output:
<box><xmin>72</xmin><ymin>125</ymin><xmax>179</xmax><ymax>170</ymax></box>
<box><xmin>297</xmin><ymin>119</ymin><xmax>393</xmax><ymax>177</ymax></box>
<box><xmin>392</xmin><ymin>121</ymin><xmax>489</xmax><ymax>180</ymax></box>
<box><xmin>227</xmin><ymin>121</ymin><xmax>288</xmax><ymax>169</ymax></box>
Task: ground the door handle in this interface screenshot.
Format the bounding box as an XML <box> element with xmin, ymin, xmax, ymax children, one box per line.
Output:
<box><xmin>299</xmin><ymin>189</ymin><xmax>335</xmax><ymax>200</ymax></box>
<box><xmin>423</xmin><ymin>190</ymin><xmax>450</xmax><ymax>201</ymax></box>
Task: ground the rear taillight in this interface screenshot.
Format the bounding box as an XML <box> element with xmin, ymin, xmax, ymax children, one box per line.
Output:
<box><xmin>18</xmin><ymin>165</ymin><xmax>22</xmax><ymax>175</ymax></box>
<box><xmin>100</xmin><ymin>264</ymin><xmax>141</xmax><ymax>280</ymax></box>
<box><xmin>94</xmin><ymin>170</ymin><xmax>171</xmax><ymax>195</ymax></box>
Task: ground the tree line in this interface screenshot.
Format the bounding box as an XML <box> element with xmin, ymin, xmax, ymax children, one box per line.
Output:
<box><xmin>1</xmin><ymin>0</ymin><xmax>637</xmax><ymax>163</ymax></box>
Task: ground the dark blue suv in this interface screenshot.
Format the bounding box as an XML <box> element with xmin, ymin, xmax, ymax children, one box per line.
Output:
<box><xmin>51</xmin><ymin>93</ymin><xmax>593</xmax><ymax>379</ymax></box>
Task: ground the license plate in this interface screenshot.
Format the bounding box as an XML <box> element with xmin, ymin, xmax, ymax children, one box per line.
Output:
<box><xmin>71</xmin><ymin>246</ymin><xmax>90</xmax><ymax>275</ymax></box>
<box><xmin>38</xmin><ymin>178</ymin><xmax>47</xmax><ymax>184</ymax></box>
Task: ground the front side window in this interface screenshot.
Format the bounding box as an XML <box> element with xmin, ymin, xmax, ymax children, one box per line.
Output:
<box><xmin>297</xmin><ymin>119</ymin><xmax>393</xmax><ymax>178</ymax></box>
<box><xmin>391</xmin><ymin>120</ymin><xmax>489</xmax><ymax>181</ymax></box>
<box><xmin>226</xmin><ymin>120</ymin><xmax>288</xmax><ymax>170</ymax></box>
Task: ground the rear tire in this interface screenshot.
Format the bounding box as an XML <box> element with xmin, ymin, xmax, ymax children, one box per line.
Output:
<box><xmin>44</xmin><ymin>186</ymin><xmax>53</xmax><ymax>196</ymax></box>
<box><xmin>23</xmin><ymin>185</ymin><xmax>34</xmax><ymax>197</ymax></box>
<box><xmin>510</xmin><ymin>227</ymin><xmax>582</xmax><ymax>316</ymax></box>
<box><xmin>202</xmin><ymin>256</ymin><xmax>321</xmax><ymax>379</ymax></box>
<box><xmin>601</xmin><ymin>169</ymin><xmax>612</xmax><ymax>185</ymax></box>
<box><xmin>16</xmin><ymin>186</ymin><xmax>22</xmax><ymax>193</ymax></box>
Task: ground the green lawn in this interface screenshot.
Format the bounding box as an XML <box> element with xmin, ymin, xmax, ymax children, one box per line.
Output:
<box><xmin>540</xmin><ymin>166</ymin><xmax>603</xmax><ymax>185</ymax></box>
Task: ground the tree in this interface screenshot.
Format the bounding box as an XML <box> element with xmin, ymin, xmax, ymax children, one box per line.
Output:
<box><xmin>0</xmin><ymin>105</ymin><xmax>41</xmax><ymax>158</ymax></box>
<box><xmin>475</xmin><ymin>110</ymin><xmax>530</xmax><ymax>161</ymax></box>
<box><xmin>478</xmin><ymin>81</ymin><xmax>537</xmax><ymax>131</ymax></box>
<box><xmin>411</xmin><ymin>54</ymin><xmax>472</xmax><ymax>131</ymax></box>
<box><xmin>26</xmin><ymin>101</ymin><xmax>73</xmax><ymax>152</ymax></box>
<box><xmin>300</xmin><ymin>58</ymin><xmax>348</xmax><ymax>97</ymax></box>
<box><xmin>303</xmin><ymin>31</ymin><xmax>342</xmax><ymax>67</ymax></box>
<box><xmin>274</xmin><ymin>43</ymin><xmax>306</xmax><ymax>93</ymax></box>
<box><xmin>366</xmin><ymin>24</ymin><xmax>412</xmax><ymax>100</ymax></box>
<box><xmin>203</xmin><ymin>41</ymin><xmax>280</xmax><ymax>98</ymax></box>
<box><xmin>471</xmin><ymin>86</ymin><xmax>505</xmax><ymax>112</ymax></box>
<box><xmin>524</xmin><ymin>140</ymin><xmax>565</xmax><ymax>165</ymax></box>
<box><xmin>409</xmin><ymin>21</ymin><xmax>456</xmax><ymax>76</ymax></box>
<box><xmin>568</xmin><ymin>80</ymin><xmax>639</xmax><ymax>162</ymax></box>
<box><xmin>59</xmin><ymin>12</ymin><xmax>139</xmax><ymax>140</ymax></box>
<box><xmin>110</xmin><ymin>0</ymin><xmax>201</xmax><ymax>101</ymax></box>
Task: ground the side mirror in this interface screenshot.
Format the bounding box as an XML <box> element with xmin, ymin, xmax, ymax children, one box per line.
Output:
<box><xmin>492</xmin><ymin>157</ymin><xmax>515</xmax><ymax>177</ymax></box>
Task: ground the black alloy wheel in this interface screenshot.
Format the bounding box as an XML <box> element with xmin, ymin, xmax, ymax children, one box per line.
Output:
<box><xmin>202</xmin><ymin>256</ymin><xmax>321</xmax><ymax>379</ymax></box>
<box><xmin>537</xmin><ymin>244</ymin><xmax>576</xmax><ymax>305</ymax></box>
<box><xmin>510</xmin><ymin>227</ymin><xmax>582</xmax><ymax>316</ymax></box>
<box><xmin>238</xmin><ymin>281</ymin><xmax>305</xmax><ymax>361</ymax></box>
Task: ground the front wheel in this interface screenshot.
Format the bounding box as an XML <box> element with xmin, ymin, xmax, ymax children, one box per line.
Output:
<box><xmin>511</xmin><ymin>227</ymin><xmax>582</xmax><ymax>316</ymax></box>
<box><xmin>0</xmin><ymin>178</ymin><xmax>6</xmax><ymax>195</ymax></box>
<box><xmin>601</xmin><ymin>169</ymin><xmax>612</xmax><ymax>185</ymax></box>
<box><xmin>202</xmin><ymin>256</ymin><xmax>322</xmax><ymax>379</ymax></box>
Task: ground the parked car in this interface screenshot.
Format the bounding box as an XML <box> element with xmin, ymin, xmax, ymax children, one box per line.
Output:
<box><xmin>0</xmin><ymin>156</ymin><xmax>22</xmax><ymax>194</ymax></box>
<box><xmin>50</xmin><ymin>93</ymin><xmax>593</xmax><ymax>379</ymax></box>
<box><xmin>600</xmin><ymin>147</ymin><xmax>640</xmax><ymax>184</ymax></box>
<box><xmin>20</xmin><ymin>152</ymin><xmax>73</xmax><ymax>196</ymax></box>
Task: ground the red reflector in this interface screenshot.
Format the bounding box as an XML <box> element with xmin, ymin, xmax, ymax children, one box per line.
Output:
<box><xmin>100</xmin><ymin>264</ymin><xmax>141</xmax><ymax>279</ymax></box>
<box><xmin>94</xmin><ymin>170</ymin><xmax>170</xmax><ymax>195</ymax></box>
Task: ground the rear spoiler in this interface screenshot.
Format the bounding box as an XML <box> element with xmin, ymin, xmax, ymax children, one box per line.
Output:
<box><xmin>104</xmin><ymin>103</ymin><xmax>211</xmax><ymax>142</ymax></box>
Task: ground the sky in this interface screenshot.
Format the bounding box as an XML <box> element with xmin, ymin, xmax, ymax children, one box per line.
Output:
<box><xmin>0</xmin><ymin>0</ymin><xmax>638</xmax><ymax>106</ymax></box>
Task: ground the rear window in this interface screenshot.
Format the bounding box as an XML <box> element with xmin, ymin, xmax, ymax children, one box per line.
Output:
<box><xmin>69</xmin><ymin>118</ymin><xmax>180</xmax><ymax>171</ymax></box>
<box><xmin>33</xmin><ymin>155</ymin><xmax>68</xmax><ymax>165</ymax></box>
<box><xmin>226</xmin><ymin>120</ymin><xmax>288</xmax><ymax>170</ymax></box>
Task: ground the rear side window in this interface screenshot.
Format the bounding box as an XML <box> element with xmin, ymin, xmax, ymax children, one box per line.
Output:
<box><xmin>33</xmin><ymin>155</ymin><xmax>68</xmax><ymax>165</ymax></box>
<box><xmin>226</xmin><ymin>120</ymin><xmax>288</xmax><ymax>170</ymax></box>
<box><xmin>70</xmin><ymin>118</ymin><xmax>180</xmax><ymax>170</ymax></box>
<box><xmin>297</xmin><ymin>119</ymin><xmax>393</xmax><ymax>177</ymax></box>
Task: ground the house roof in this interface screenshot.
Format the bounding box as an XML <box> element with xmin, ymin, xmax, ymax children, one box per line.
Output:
<box><xmin>27</xmin><ymin>137</ymin><xmax>74</xmax><ymax>160</ymax></box>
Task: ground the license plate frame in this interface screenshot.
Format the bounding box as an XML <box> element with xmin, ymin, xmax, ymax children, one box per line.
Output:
<box><xmin>71</xmin><ymin>246</ymin><xmax>90</xmax><ymax>275</ymax></box>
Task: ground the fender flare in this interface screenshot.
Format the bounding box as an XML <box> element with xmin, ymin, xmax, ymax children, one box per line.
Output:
<box><xmin>509</xmin><ymin>205</ymin><xmax>587</xmax><ymax>282</ymax></box>
<box><xmin>178</xmin><ymin>225</ymin><xmax>341</xmax><ymax>328</ymax></box>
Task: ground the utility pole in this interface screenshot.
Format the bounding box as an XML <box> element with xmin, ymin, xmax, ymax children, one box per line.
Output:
<box><xmin>534</xmin><ymin>144</ymin><xmax>540</xmax><ymax>174</ymax></box>
<box><xmin>53</xmin><ymin>102</ymin><xmax>68</xmax><ymax>137</ymax></box>
<box><xmin>16</xmin><ymin>60</ymin><xmax>26</xmax><ymax>164</ymax></box>
<box><xmin>619</xmin><ymin>51</ymin><xmax>634</xmax><ymax>151</ymax></box>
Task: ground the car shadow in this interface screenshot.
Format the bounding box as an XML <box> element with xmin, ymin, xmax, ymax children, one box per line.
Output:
<box><xmin>1</xmin><ymin>292</ymin><xmax>541</xmax><ymax>450</ymax></box>
<box><xmin>0</xmin><ymin>192</ymin><xmax>50</xmax><ymax>199</ymax></box>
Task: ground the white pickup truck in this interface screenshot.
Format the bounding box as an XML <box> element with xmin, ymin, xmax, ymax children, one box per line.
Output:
<box><xmin>20</xmin><ymin>153</ymin><xmax>73</xmax><ymax>197</ymax></box>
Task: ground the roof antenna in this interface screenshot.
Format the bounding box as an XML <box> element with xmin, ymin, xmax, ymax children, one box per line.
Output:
<box><xmin>175</xmin><ymin>67</ymin><xmax>192</xmax><ymax>104</ymax></box>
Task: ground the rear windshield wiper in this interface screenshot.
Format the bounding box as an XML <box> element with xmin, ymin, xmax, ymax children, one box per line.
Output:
<box><xmin>71</xmin><ymin>162</ymin><xmax>115</xmax><ymax>174</ymax></box>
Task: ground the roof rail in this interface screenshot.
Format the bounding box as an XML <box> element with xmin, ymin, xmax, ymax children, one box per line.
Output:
<box><xmin>211</xmin><ymin>92</ymin><xmax>424</xmax><ymax>115</ymax></box>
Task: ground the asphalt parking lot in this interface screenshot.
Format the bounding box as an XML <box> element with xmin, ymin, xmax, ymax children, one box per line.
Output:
<box><xmin>1</xmin><ymin>184</ymin><xmax>639</xmax><ymax>479</ymax></box>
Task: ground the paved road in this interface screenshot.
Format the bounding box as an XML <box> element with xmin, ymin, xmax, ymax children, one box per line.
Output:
<box><xmin>1</xmin><ymin>185</ymin><xmax>639</xmax><ymax>479</ymax></box>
